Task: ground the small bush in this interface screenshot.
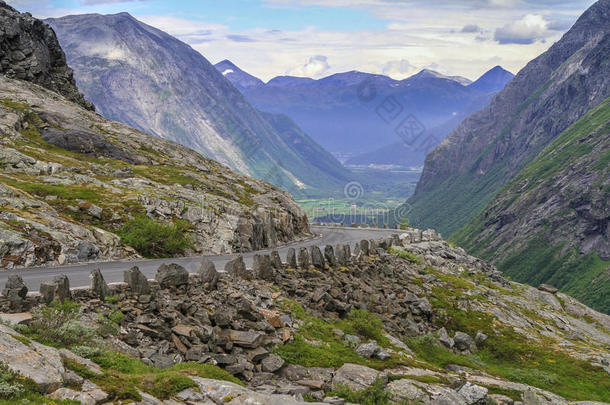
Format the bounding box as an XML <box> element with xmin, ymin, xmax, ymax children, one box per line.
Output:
<box><xmin>71</xmin><ymin>345</ymin><xmax>103</xmax><ymax>359</ymax></box>
<box><xmin>118</xmin><ymin>216</ymin><xmax>194</xmax><ymax>258</ymax></box>
<box><xmin>330</xmin><ymin>379</ymin><xmax>391</xmax><ymax>405</ymax></box>
<box><xmin>20</xmin><ymin>300</ymin><xmax>96</xmax><ymax>347</ymax></box>
<box><xmin>97</xmin><ymin>308</ymin><xmax>123</xmax><ymax>337</ymax></box>
<box><xmin>0</xmin><ymin>365</ymin><xmax>23</xmax><ymax>400</ymax></box>
<box><xmin>388</xmin><ymin>248</ymin><xmax>422</xmax><ymax>264</ymax></box>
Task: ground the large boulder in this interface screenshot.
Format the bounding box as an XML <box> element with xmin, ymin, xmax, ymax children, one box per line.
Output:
<box><xmin>89</xmin><ymin>269</ymin><xmax>109</xmax><ymax>300</ymax></box>
<box><xmin>225</xmin><ymin>255</ymin><xmax>250</xmax><ymax>279</ymax></box>
<box><xmin>155</xmin><ymin>263</ymin><xmax>189</xmax><ymax>288</ymax></box>
<box><xmin>191</xmin><ymin>377</ymin><xmax>325</xmax><ymax>404</ymax></box>
<box><xmin>286</xmin><ymin>248</ymin><xmax>297</xmax><ymax>268</ymax></box>
<box><xmin>324</xmin><ymin>245</ymin><xmax>337</xmax><ymax>268</ymax></box>
<box><xmin>310</xmin><ymin>246</ymin><xmax>325</xmax><ymax>270</ymax></box>
<box><xmin>40</xmin><ymin>274</ymin><xmax>71</xmax><ymax>304</ymax></box>
<box><xmin>48</xmin><ymin>381</ymin><xmax>108</xmax><ymax>405</ymax></box>
<box><xmin>199</xmin><ymin>258</ymin><xmax>219</xmax><ymax>289</ymax></box>
<box><xmin>332</xmin><ymin>363</ymin><xmax>388</xmax><ymax>391</ymax></box>
<box><xmin>298</xmin><ymin>247</ymin><xmax>310</xmax><ymax>269</ymax></box>
<box><xmin>270</xmin><ymin>251</ymin><xmax>283</xmax><ymax>270</ymax></box>
<box><xmin>0</xmin><ymin>324</ymin><xmax>64</xmax><ymax>393</ymax></box>
<box><xmin>359</xmin><ymin>240</ymin><xmax>370</xmax><ymax>256</ymax></box>
<box><xmin>253</xmin><ymin>254</ymin><xmax>274</xmax><ymax>281</ymax></box>
<box><xmin>123</xmin><ymin>266</ymin><xmax>150</xmax><ymax>295</ymax></box>
<box><xmin>2</xmin><ymin>274</ymin><xmax>28</xmax><ymax>310</ymax></box>
<box><xmin>385</xmin><ymin>378</ymin><xmax>430</xmax><ymax>403</ymax></box>
<box><xmin>457</xmin><ymin>382</ymin><xmax>488</xmax><ymax>405</ymax></box>
<box><xmin>454</xmin><ymin>331</ymin><xmax>476</xmax><ymax>352</ymax></box>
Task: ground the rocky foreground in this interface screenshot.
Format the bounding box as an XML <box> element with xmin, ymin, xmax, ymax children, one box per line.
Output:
<box><xmin>1</xmin><ymin>229</ymin><xmax>608</xmax><ymax>404</ymax></box>
<box><xmin>0</xmin><ymin>74</ymin><xmax>310</xmax><ymax>268</ymax></box>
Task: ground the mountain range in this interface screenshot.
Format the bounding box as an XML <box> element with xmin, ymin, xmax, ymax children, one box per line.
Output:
<box><xmin>46</xmin><ymin>13</ymin><xmax>351</xmax><ymax>198</ymax></box>
<box><xmin>0</xmin><ymin>1</ymin><xmax>310</xmax><ymax>267</ymax></box>
<box><xmin>400</xmin><ymin>0</ymin><xmax>610</xmax><ymax>311</ymax></box>
<box><xmin>216</xmin><ymin>60</ymin><xmax>514</xmax><ymax>167</ymax></box>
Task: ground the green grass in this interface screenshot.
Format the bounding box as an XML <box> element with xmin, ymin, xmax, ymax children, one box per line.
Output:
<box><xmin>275</xmin><ymin>300</ymin><xmax>407</xmax><ymax>369</ymax></box>
<box><xmin>411</xmin><ymin>288</ymin><xmax>610</xmax><ymax>402</ymax></box>
<box><xmin>388</xmin><ymin>248</ymin><xmax>422</xmax><ymax>264</ymax></box>
<box><xmin>329</xmin><ymin>379</ymin><xmax>392</xmax><ymax>405</ymax></box>
<box><xmin>452</xmin><ymin>98</ymin><xmax>610</xmax><ymax>313</ymax></box>
<box><xmin>69</xmin><ymin>350</ymin><xmax>240</xmax><ymax>401</ymax></box>
<box><xmin>496</xmin><ymin>240</ymin><xmax>609</xmax><ymax>313</ymax></box>
<box><xmin>117</xmin><ymin>215</ymin><xmax>194</xmax><ymax>258</ymax></box>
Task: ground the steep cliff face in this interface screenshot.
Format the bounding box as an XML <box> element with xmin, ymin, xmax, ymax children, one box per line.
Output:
<box><xmin>46</xmin><ymin>13</ymin><xmax>349</xmax><ymax>197</ymax></box>
<box><xmin>0</xmin><ymin>74</ymin><xmax>309</xmax><ymax>268</ymax></box>
<box><xmin>453</xmin><ymin>99</ymin><xmax>610</xmax><ymax>312</ymax></box>
<box><xmin>0</xmin><ymin>1</ymin><xmax>93</xmax><ymax>110</ymax></box>
<box><xmin>405</xmin><ymin>0</ymin><xmax>610</xmax><ymax>236</ymax></box>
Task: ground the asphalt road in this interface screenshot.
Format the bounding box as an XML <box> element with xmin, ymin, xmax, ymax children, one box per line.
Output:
<box><xmin>0</xmin><ymin>226</ymin><xmax>403</xmax><ymax>291</ymax></box>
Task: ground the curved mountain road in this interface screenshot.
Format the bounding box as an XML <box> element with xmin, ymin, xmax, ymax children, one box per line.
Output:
<box><xmin>0</xmin><ymin>226</ymin><xmax>403</xmax><ymax>291</ymax></box>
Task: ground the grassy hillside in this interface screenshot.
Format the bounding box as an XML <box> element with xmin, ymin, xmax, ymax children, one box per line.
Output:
<box><xmin>453</xmin><ymin>98</ymin><xmax>610</xmax><ymax>312</ymax></box>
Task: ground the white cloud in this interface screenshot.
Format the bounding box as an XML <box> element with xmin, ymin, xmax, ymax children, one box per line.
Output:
<box><xmin>382</xmin><ymin>59</ymin><xmax>417</xmax><ymax>79</ymax></box>
<box><xmin>288</xmin><ymin>55</ymin><xmax>330</xmax><ymax>77</ymax></box>
<box><xmin>494</xmin><ymin>14</ymin><xmax>550</xmax><ymax>44</ymax></box>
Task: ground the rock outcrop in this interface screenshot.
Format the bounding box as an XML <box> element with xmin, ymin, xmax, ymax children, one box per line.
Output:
<box><xmin>1</xmin><ymin>228</ymin><xmax>609</xmax><ymax>403</ymax></box>
<box><xmin>0</xmin><ymin>1</ymin><xmax>93</xmax><ymax>110</ymax></box>
<box><xmin>0</xmin><ymin>74</ymin><xmax>309</xmax><ymax>268</ymax></box>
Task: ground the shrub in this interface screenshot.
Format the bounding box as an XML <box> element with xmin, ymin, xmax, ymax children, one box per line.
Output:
<box><xmin>329</xmin><ymin>379</ymin><xmax>391</xmax><ymax>405</ymax></box>
<box><xmin>118</xmin><ymin>216</ymin><xmax>194</xmax><ymax>258</ymax></box>
<box><xmin>20</xmin><ymin>300</ymin><xmax>96</xmax><ymax>347</ymax></box>
<box><xmin>388</xmin><ymin>248</ymin><xmax>422</xmax><ymax>264</ymax></box>
<box><xmin>0</xmin><ymin>365</ymin><xmax>23</xmax><ymax>400</ymax></box>
<box><xmin>71</xmin><ymin>345</ymin><xmax>103</xmax><ymax>359</ymax></box>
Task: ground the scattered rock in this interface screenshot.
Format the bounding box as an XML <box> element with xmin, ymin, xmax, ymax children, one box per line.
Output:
<box><xmin>457</xmin><ymin>382</ymin><xmax>488</xmax><ymax>404</ymax></box>
<box><xmin>226</xmin><ymin>256</ymin><xmax>250</xmax><ymax>279</ymax></box>
<box><xmin>310</xmin><ymin>246</ymin><xmax>325</xmax><ymax>270</ymax></box>
<box><xmin>385</xmin><ymin>378</ymin><xmax>430</xmax><ymax>403</ymax></box>
<box><xmin>40</xmin><ymin>274</ymin><xmax>71</xmax><ymax>304</ymax></box>
<box><xmin>538</xmin><ymin>284</ymin><xmax>558</xmax><ymax>294</ymax></box>
<box><xmin>90</xmin><ymin>269</ymin><xmax>109</xmax><ymax>300</ymax></box>
<box><xmin>332</xmin><ymin>363</ymin><xmax>388</xmax><ymax>391</ymax></box>
<box><xmin>124</xmin><ymin>266</ymin><xmax>150</xmax><ymax>295</ymax></box>
<box><xmin>199</xmin><ymin>258</ymin><xmax>219</xmax><ymax>289</ymax></box>
<box><xmin>454</xmin><ymin>331</ymin><xmax>476</xmax><ymax>352</ymax></box>
<box><xmin>286</xmin><ymin>248</ymin><xmax>297</xmax><ymax>268</ymax></box>
<box><xmin>155</xmin><ymin>263</ymin><xmax>189</xmax><ymax>288</ymax></box>
<box><xmin>253</xmin><ymin>254</ymin><xmax>274</xmax><ymax>281</ymax></box>
<box><xmin>261</xmin><ymin>354</ymin><xmax>285</xmax><ymax>372</ymax></box>
<box><xmin>298</xmin><ymin>247</ymin><xmax>310</xmax><ymax>269</ymax></box>
<box><xmin>438</xmin><ymin>327</ymin><xmax>454</xmax><ymax>349</ymax></box>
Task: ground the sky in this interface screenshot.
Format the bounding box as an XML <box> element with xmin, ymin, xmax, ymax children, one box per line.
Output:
<box><xmin>6</xmin><ymin>0</ymin><xmax>598</xmax><ymax>81</ymax></box>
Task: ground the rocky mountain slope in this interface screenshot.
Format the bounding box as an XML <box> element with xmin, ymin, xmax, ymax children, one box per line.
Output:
<box><xmin>0</xmin><ymin>72</ymin><xmax>310</xmax><ymax>268</ymax></box>
<box><xmin>403</xmin><ymin>0</ymin><xmax>610</xmax><ymax>236</ymax></box>
<box><xmin>0</xmin><ymin>229</ymin><xmax>609</xmax><ymax>404</ymax></box>
<box><xmin>0</xmin><ymin>0</ymin><xmax>92</xmax><ymax>110</ymax></box>
<box><xmin>46</xmin><ymin>13</ymin><xmax>350</xmax><ymax>197</ymax></box>
<box><xmin>453</xmin><ymin>98</ymin><xmax>610</xmax><ymax>313</ymax></box>
<box><xmin>217</xmin><ymin>62</ymin><xmax>513</xmax><ymax>164</ymax></box>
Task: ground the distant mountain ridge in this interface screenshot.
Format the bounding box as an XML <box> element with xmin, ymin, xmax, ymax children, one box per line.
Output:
<box><xmin>398</xmin><ymin>0</ymin><xmax>610</xmax><ymax>312</ymax></box>
<box><xmin>47</xmin><ymin>13</ymin><xmax>351</xmax><ymax>198</ymax></box>
<box><xmin>216</xmin><ymin>62</ymin><xmax>513</xmax><ymax>165</ymax></box>
<box><xmin>403</xmin><ymin>0</ymin><xmax>610</xmax><ymax>236</ymax></box>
